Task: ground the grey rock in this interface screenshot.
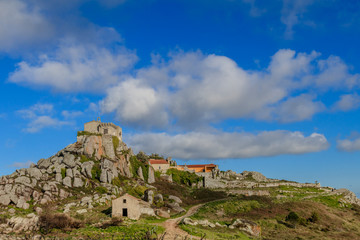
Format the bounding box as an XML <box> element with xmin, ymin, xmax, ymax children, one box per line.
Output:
<box><xmin>167</xmin><ymin>202</ymin><xmax>185</xmax><ymax>213</ymax></box>
<box><xmin>169</xmin><ymin>195</ymin><xmax>182</xmax><ymax>204</ymax></box>
<box><xmin>16</xmin><ymin>197</ymin><xmax>29</xmax><ymax>209</ymax></box>
<box><xmin>160</xmin><ymin>174</ymin><xmax>172</xmax><ymax>182</ymax></box>
<box><xmin>9</xmin><ymin>194</ymin><xmax>19</xmax><ymax>205</ymax></box>
<box><xmin>76</xmin><ymin>209</ymin><xmax>88</xmax><ymax>214</ymax></box>
<box><xmin>81</xmin><ymin>161</ymin><xmax>94</xmax><ymax>178</ymax></box>
<box><xmin>29</xmin><ymin>163</ymin><xmax>36</xmax><ymax>168</ymax></box>
<box><xmin>8</xmin><ymin>208</ymin><xmax>16</xmax><ymax>214</ymax></box>
<box><xmin>63</xmin><ymin>176</ymin><xmax>72</xmax><ymax>187</ymax></box>
<box><xmin>144</xmin><ymin>189</ymin><xmax>154</xmax><ymax>204</ymax></box>
<box><xmin>183</xmin><ymin>218</ymin><xmax>198</xmax><ymax>226</ymax></box>
<box><xmin>59</xmin><ymin>189</ymin><xmax>69</xmax><ymax>199</ymax></box>
<box><xmin>4</xmin><ymin>184</ymin><xmax>12</xmax><ymax>194</ymax></box>
<box><xmin>73</xmin><ymin>177</ymin><xmax>84</xmax><ymax>187</ymax></box>
<box><xmin>63</xmin><ymin>153</ymin><xmax>76</xmax><ymax>168</ymax></box>
<box><xmin>66</xmin><ymin>169</ymin><xmax>73</xmax><ymax>178</ymax></box>
<box><xmin>148</xmin><ymin>166</ymin><xmax>155</xmax><ymax>184</ymax></box>
<box><xmin>154</xmin><ymin>194</ymin><xmax>163</xmax><ymax>203</ymax></box>
<box><xmin>230</xmin><ymin>219</ymin><xmax>261</xmax><ymax>237</ymax></box>
<box><xmin>14</xmin><ymin>176</ymin><xmax>31</xmax><ymax>186</ymax></box>
<box><xmin>140</xmin><ymin>207</ymin><xmax>156</xmax><ymax>216</ymax></box>
<box><xmin>73</xmin><ymin>168</ymin><xmax>81</xmax><ymax>178</ymax></box>
<box><xmin>37</xmin><ymin>158</ymin><xmax>51</xmax><ymax>169</ymax></box>
<box><xmin>156</xmin><ymin>209</ymin><xmax>170</xmax><ymax>218</ymax></box>
<box><xmin>100</xmin><ymin>170</ymin><xmax>108</xmax><ymax>183</ymax></box>
<box><xmin>102</xmin><ymin>135</ymin><xmax>116</xmax><ymax>159</ymax></box>
<box><xmin>0</xmin><ymin>194</ymin><xmax>11</xmax><ymax>206</ymax></box>
<box><xmin>137</xmin><ymin>167</ymin><xmax>144</xmax><ymax>180</ymax></box>
<box><xmin>35</xmin><ymin>207</ymin><xmax>43</xmax><ymax>215</ymax></box>
<box><xmin>55</xmin><ymin>173</ymin><xmax>62</xmax><ymax>182</ymax></box>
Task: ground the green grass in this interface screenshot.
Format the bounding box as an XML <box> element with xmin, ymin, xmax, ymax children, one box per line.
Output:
<box><xmin>61</xmin><ymin>168</ymin><xmax>66</xmax><ymax>179</ymax></box>
<box><xmin>310</xmin><ymin>194</ymin><xmax>351</xmax><ymax>208</ymax></box>
<box><xmin>91</xmin><ymin>162</ymin><xmax>102</xmax><ymax>181</ymax></box>
<box><xmin>180</xmin><ymin>224</ymin><xmax>252</xmax><ymax>240</ymax></box>
<box><xmin>77</xmin><ymin>131</ymin><xmax>102</xmax><ymax>137</ymax></box>
<box><xmin>52</xmin><ymin>224</ymin><xmax>165</xmax><ymax>240</ymax></box>
<box><xmin>191</xmin><ymin>198</ymin><xmax>262</xmax><ymax>220</ymax></box>
<box><xmin>112</xmin><ymin>136</ymin><xmax>119</xmax><ymax>152</ymax></box>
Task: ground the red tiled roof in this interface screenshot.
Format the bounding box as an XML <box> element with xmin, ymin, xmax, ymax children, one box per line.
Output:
<box><xmin>180</xmin><ymin>164</ymin><xmax>217</xmax><ymax>168</ymax></box>
<box><xmin>149</xmin><ymin>159</ymin><xmax>168</xmax><ymax>165</ymax></box>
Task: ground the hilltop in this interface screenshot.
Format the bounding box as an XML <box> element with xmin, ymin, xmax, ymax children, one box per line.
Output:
<box><xmin>0</xmin><ymin>121</ymin><xmax>360</xmax><ymax>239</ymax></box>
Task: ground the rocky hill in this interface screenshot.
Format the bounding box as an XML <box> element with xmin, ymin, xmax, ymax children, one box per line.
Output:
<box><xmin>1</xmin><ymin>128</ymin><xmax>360</xmax><ymax>239</ymax></box>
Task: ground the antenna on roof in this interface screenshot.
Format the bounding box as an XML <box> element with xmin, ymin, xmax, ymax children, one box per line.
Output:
<box><xmin>97</xmin><ymin>116</ymin><xmax>101</xmax><ymax>122</ymax></box>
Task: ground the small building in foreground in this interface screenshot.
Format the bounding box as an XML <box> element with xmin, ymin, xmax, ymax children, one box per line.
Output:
<box><xmin>178</xmin><ymin>164</ymin><xmax>217</xmax><ymax>173</ymax></box>
<box><xmin>112</xmin><ymin>193</ymin><xmax>151</xmax><ymax>220</ymax></box>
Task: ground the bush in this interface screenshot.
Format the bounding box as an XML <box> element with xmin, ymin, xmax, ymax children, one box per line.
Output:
<box><xmin>129</xmin><ymin>156</ymin><xmax>149</xmax><ymax>181</ymax></box>
<box><xmin>112</xmin><ymin>136</ymin><xmax>119</xmax><ymax>152</ymax></box>
<box><xmin>80</xmin><ymin>155</ymin><xmax>90</xmax><ymax>163</ymax></box>
<box><xmin>285</xmin><ymin>211</ymin><xmax>299</xmax><ymax>223</ymax></box>
<box><xmin>100</xmin><ymin>217</ymin><xmax>123</xmax><ymax>228</ymax></box>
<box><xmin>91</xmin><ymin>162</ymin><xmax>102</xmax><ymax>181</ymax></box>
<box><xmin>39</xmin><ymin>212</ymin><xmax>83</xmax><ymax>233</ymax></box>
<box><xmin>95</xmin><ymin>186</ymin><xmax>108</xmax><ymax>194</ymax></box>
<box><xmin>166</xmin><ymin>168</ymin><xmax>202</xmax><ymax>186</ymax></box>
<box><xmin>308</xmin><ymin>211</ymin><xmax>319</xmax><ymax>223</ymax></box>
<box><xmin>61</xmin><ymin>168</ymin><xmax>66</xmax><ymax>179</ymax></box>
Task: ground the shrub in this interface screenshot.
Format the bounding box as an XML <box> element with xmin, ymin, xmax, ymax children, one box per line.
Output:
<box><xmin>112</xmin><ymin>136</ymin><xmax>119</xmax><ymax>152</ymax></box>
<box><xmin>166</xmin><ymin>168</ymin><xmax>202</xmax><ymax>186</ymax></box>
<box><xmin>136</xmin><ymin>151</ymin><xmax>149</xmax><ymax>163</ymax></box>
<box><xmin>308</xmin><ymin>211</ymin><xmax>319</xmax><ymax>223</ymax></box>
<box><xmin>39</xmin><ymin>212</ymin><xmax>83</xmax><ymax>233</ymax></box>
<box><xmin>154</xmin><ymin>170</ymin><xmax>161</xmax><ymax>179</ymax></box>
<box><xmin>285</xmin><ymin>211</ymin><xmax>299</xmax><ymax>223</ymax></box>
<box><xmin>61</xmin><ymin>168</ymin><xmax>66</xmax><ymax>179</ymax></box>
<box><xmin>100</xmin><ymin>217</ymin><xmax>123</xmax><ymax>228</ymax></box>
<box><xmin>95</xmin><ymin>186</ymin><xmax>108</xmax><ymax>194</ymax></box>
<box><xmin>129</xmin><ymin>156</ymin><xmax>149</xmax><ymax>181</ymax></box>
<box><xmin>91</xmin><ymin>162</ymin><xmax>102</xmax><ymax>181</ymax></box>
<box><xmin>80</xmin><ymin>155</ymin><xmax>90</xmax><ymax>163</ymax></box>
<box><xmin>112</xmin><ymin>177</ymin><xmax>122</xmax><ymax>188</ymax></box>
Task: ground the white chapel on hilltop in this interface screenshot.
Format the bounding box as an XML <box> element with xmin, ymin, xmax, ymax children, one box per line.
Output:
<box><xmin>84</xmin><ymin>118</ymin><xmax>122</xmax><ymax>141</ymax></box>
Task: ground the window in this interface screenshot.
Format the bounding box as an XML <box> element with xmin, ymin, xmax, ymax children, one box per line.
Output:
<box><xmin>122</xmin><ymin>208</ymin><xmax>128</xmax><ymax>217</ymax></box>
<box><xmin>159</xmin><ymin>166</ymin><xmax>161</xmax><ymax>170</ymax></box>
<box><xmin>104</xmin><ymin>129</ymin><xmax>108</xmax><ymax>134</ymax></box>
<box><xmin>123</xmin><ymin>199</ymin><xmax>126</xmax><ymax>203</ymax></box>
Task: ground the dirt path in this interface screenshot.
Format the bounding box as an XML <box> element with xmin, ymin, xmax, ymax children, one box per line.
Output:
<box><xmin>158</xmin><ymin>204</ymin><xmax>204</xmax><ymax>240</ymax></box>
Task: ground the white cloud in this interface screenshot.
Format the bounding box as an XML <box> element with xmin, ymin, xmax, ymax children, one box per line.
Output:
<box><xmin>17</xmin><ymin>103</ymin><xmax>53</xmax><ymax>119</ymax></box>
<box><xmin>61</xmin><ymin>110</ymin><xmax>83</xmax><ymax>119</ymax></box>
<box><xmin>332</xmin><ymin>93</ymin><xmax>360</xmax><ymax>112</ymax></box>
<box><xmin>100</xmin><ymin>49</ymin><xmax>359</xmax><ymax>129</ymax></box>
<box><xmin>8</xmin><ymin>160</ymin><xmax>34</xmax><ymax>168</ymax></box>
<box><xmin>281</xmin><ymin>0</ymin><xmax>315</xmax><ymax>38</ymax></box>
<box><xmin>24</xmin><ymin>115</ymin><xmax>70</xmax><ymax>133</ymax></box>
<box><xmin>266</xmin><ymin>94</ymin><xmax>325</xmax><ymax>123</ymax></box>
<box><xmin>0</xmin><ymin>0</ymin><xmax>54</xmax><ymax>53</ymax></box>
<box><xmin>9</xmin><ymin>43</ymin><xmax>137</xmax><ymax>92</ymax></box>
<box><xmin>337</xmin><ymin>135</ymin><xmax>360</xmax><ymax>152</ymax></box>
<box><xmin>129</xmin><ymin>130</ymin><xmax>329</xmax><ymax>159</ymax></box>
<box><xmin>101</xmin><ymin>79</ymin><xmax>168</xmax><ymax>128</ymax></box>
<box><xmin>17</xmin><ymin>103</ymin><xmax>72</xmax><ymax>133</ymax></box>
<box><xmin>242</xmin><ymin>0</ymin><xmax>266</xmax><ymax>17</ymax></box>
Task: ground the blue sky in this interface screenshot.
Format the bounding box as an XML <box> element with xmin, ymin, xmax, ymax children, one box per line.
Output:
<box><xmin>1</xmin><ymin>0</ymin><xmax>360</xmax><ymax>196</ymax></box>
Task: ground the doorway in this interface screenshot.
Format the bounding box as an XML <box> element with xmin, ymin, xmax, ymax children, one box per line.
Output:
<box><xmin>122</xmin><ymin>208</ymin><xmax>128</xmax><ymax>217</ymax></box>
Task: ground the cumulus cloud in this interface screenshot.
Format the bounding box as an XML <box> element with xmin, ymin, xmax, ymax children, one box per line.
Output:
<box><xmin>100</xmin><ymin>49</ymin><xmax>359</xmax><ymax>129</ymax></box>
<box><xmin>337</xmin><ymin>135</ymin><xmax>360</xmax><ymax>152</ymax></box>
<box><xmin>332</xmin><ymin>93</ymin><xmax>360</xmax><ymax>112</ymax></box>
<box><xmin>101</xmin><ymin>79</ymin><xmax>168</xmax><ymax>128</ymax></box>
<box><xmin>61</xmin><ymin>110</ymin><xmax>83</xmax><ymax>119</ymax></box>
<box><xmin>129</xmin><ymin>130</ymin><xmax>329</xmax><ymax>159</ymax></box>
<box><xmin>9</xmin><ymin>43</ymin><xmax>137</xmax><ymax>92</ymax></box>
<box><xmin>0</xmin><ymin>0</ymin><xmax>54</xmax><ymax>53</ymax></box>
<box><xmin>17</xmin><ymin>103</ymin><xmax>72</xmax><ymax>133</ymax></box>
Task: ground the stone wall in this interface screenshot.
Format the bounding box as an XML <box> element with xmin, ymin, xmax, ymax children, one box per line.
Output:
<box><xmin>84</xmin><ymin>121</ymin><xmax>122</xmax><ymax>141</ymax></box>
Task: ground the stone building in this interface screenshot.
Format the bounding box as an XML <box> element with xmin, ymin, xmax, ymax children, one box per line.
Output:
<box><xmin>112</xmin><ymin>193</ymin><xmax>152</xmax><ymax>220</ymax></box>
<box><xmin>84</xmin><ymin>120</ymin><xmax>122</xmax><ymax>141</ymax></box>
<box><xmin>149</xmin><ymin>159</ymin><xmax>170</xmax><ymax>173</ymax></box>
<box><xmin>177</xmin><ymin>164</ymin><xmax>217</xmax><ymax>173</ymax></box>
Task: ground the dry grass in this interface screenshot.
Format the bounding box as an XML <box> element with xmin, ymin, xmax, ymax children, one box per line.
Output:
<box><xmin>39</xmin><ymin>212</ymin><xmax>83</xmax><ymax>233</ymax></box>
